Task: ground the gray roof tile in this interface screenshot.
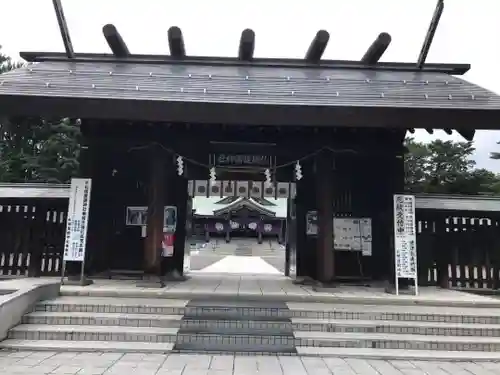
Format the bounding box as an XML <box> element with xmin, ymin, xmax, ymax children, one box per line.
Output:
<box><xmin>0</xmin><ymin>61</ymin><xmax>498</xmax><ymax>110</ymax></box>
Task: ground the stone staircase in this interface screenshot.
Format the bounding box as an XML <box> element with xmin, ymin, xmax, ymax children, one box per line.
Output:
<box><xmin>3</xmin><ymin>295</ymin><xmax>500</xmax><ymax>359</ymax></box>
<box><xmin>174</xmin><ymin>299</ymin><xmax>296</xmax><ymax>354</ymax></box>
<box><xmin>1</xmin><ymin>297</ymin><xmax>185</xmax><ymax>353</ymax></box>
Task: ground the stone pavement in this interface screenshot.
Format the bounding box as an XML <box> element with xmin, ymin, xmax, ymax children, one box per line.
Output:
<box><xmin>58</xmin><ymin>274</ymin><xmax>500</xmax><ymax>307</ymax></box>
<box><xmin>1</xmin><ymin>351</ymin><xmax>500</xmax><ymax>375</ymax></box>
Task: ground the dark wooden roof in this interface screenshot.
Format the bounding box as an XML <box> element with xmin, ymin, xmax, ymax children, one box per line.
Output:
<box><xmin>0</xmin><ymin>54</ymin><xmax>499</xmax><ymax>129</ymax></box>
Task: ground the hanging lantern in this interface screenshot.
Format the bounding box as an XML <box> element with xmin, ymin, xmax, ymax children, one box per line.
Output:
<box><xmin>176</xmin><ymin>155</ymin><xmax>184</xmax><ymax>176</ymax></box>
<box><xmin>295</xmin><ymin>161</ymin><xmax>303</xmax><ymax>181</ymax></box>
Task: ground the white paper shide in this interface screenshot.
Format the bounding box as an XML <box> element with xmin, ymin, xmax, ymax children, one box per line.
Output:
<box><xmin>393</xmin><ymin>194</ymin><xmax>417</xmax><ymax>279</ymax></box>
<box><xmin>63</xmin><ymin>178</ymin><xmax>92</xmax><ymax>262</ymax></box>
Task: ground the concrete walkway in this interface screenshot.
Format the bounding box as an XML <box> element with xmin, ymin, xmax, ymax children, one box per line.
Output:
<box><xmin>58</xmin><ymin>274</ymin><xmax>500</xmax><ymax>307</ymax></box>
<box><xmin>0</xmin><ymin>351</ymin><xmax>499</xmax><ymax>375</ymax></box>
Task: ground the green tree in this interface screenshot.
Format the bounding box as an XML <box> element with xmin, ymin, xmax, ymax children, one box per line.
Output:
<box><xmin>404</xmin><ymin>137</ymin><xmax>430</xmax><ymax>193</ymax></box>
<box><xmin>0</xmin><ymin>45</ymin><xmax>23</xmax><ymax>73</ymax></box>
<box><xmin>0</xmin><ymin>46</ymin><xmax>81</xmax><ymax>183</ymax></box>
<box><xmin>404</xmin><ymin>138</ymin><xmax>500</xmax><ymax>194</ymax></box>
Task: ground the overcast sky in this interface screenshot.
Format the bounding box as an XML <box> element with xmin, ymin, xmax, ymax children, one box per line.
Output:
<box><xmin>1</xmin><ymin>0</ymin><xmax>499</xmax><ymax>171</ymax></box>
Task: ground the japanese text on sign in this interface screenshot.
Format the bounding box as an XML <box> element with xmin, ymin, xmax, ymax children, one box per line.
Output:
<box><xmin>393</xmin><ymin>195</ymin><xmax>417</xmax><ymax>279</ymax></box>
<box><xmin>63</xmin><ymin>178</ymin><xmax>92</xmax><ymax>262</ymax></box>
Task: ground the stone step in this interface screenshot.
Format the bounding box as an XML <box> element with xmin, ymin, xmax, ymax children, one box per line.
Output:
<box><xmin>178</xmin><ymin>325</ymin><xmax>294</xmax><ymax>336</ymax></box>
<box><xmin>22</xmin><ymin>311</ymin><xmax>183</xmax><ymax>328</ymax></box>
<box><xmin>173</xmin><ymin>342</ymin><xmax>297</xmax><ymax>355</ymax></box>
<box><xmin>0</xmin><ymin>339</ymin><xmax>174</xmax><ymax>354</ymax></box>
<box><xmin>175</xmin><ymin>332</ymin><xmax>296</xmax><ymax>347</ymax></box>
<box><xmin>35</xmin><ymin>296</ymin><xmax>187</xmax><ymax>315</ymax></box>
<box><xmin>291</xmin><ymin>317</ymin><xmax>500</xmax><ymax>336</ymax></box>
<box><xmin>184</xmin><ymin>299</ymin><xmax>291</xmax><ymax>320</ymax></box>
<box><xmin>295</xmin><ymin>347</ymin><xmax>500</xmax><ymax>361</ymax></box>
<box><xmin>8</xmin><ymin>324</ymin><xmax>179</xmax><ymax>343</ymax></box>
<box><xmin>294</xmin><ymin>331</ymin><xmax>500</xmax><ymax>352</ymax></box>
<box><xmin>173</xmin><ymin>333</ymin><xmax>296</xmax><ymax>354</ymax></box>
<box><xmin>181</xmin><ymin>318</ymin><xmax>293</xmax><ymax>333</ymax></box>
<box><xmin>287</xmin><ymin>302</ymin><xmax>500</xmax><ymax>324</ymax></box>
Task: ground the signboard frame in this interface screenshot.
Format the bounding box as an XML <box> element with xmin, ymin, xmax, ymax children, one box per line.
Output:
<box><xmin>393</xmin><ymin>194</ymin><xmax>419</xmax><ymax>296</ymax></box>
<box><xmin>305</xmin><ymin>211</ymin><xmax>372</xmax><ymax>256</ymax></box>
<box><xmin>61</xmin><ymin>178</ymin><xmax>92</xmax><ymax>286</ymax></box>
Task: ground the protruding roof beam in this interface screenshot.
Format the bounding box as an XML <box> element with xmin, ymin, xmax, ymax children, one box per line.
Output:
<box><xmin>456</xmin><ymin>129</ymin><xmax>475</xmax><ymax>141</ymax></box>
<box><xmin>305</xmin><ymin>30</ymin><xmax>330</xmax><ymax>63</ymax></box>
<box><xmin>361</xmin><ymin>33</ymin><xmax>392</xmax><ymax>65</ymax></box>
<box><xmin>52</xmin><ymin>0</ymin><xmax>74</xmax><ymax>58</ymax></box>
<box><xmin>425</xmin><ymin>128</ymin><xmax>434</xmax><ymax>134</ymax></box>
<box><xmin>417</xmin><ymin>0</ymin><xmax>444</xmax><ymax>69</ymax></box>
<box><xmin>408</xmin><ymin>128</ymin><xmax>415</xmax><ymax>134</ymax></box>
<box><xmin>168</xmin><ymin>26</ymin><xmax>186</xmax><ymax>58</ymax></box>
<box><xmin>102</xmin><ymin>24</ymin><xmax>130</xmax><ymax>58</ymax></box>
<box><xmin>443</xmin><ymin>128</ymin><xmax>452</xmax><ymax>135</ymax></box>
<box><xmin>238</xmin><ymin>29</ymin><xmax>255</xmax><ymax>61</ymax></box>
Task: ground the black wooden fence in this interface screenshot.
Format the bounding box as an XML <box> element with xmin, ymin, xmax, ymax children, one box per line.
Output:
<box><xmin>417</xmin><ymin>209</ymin><xmax>500</xmax><ymax>290</ymax></box>
<box><xmin>0</xmin><ymin>199</ymin><xmax>67</xmax><ymax>277</ymax></box>
<box><xmin>1</xmin><ymin>196</ymin><xmax>500</xmax><ymax>291</ymax></box>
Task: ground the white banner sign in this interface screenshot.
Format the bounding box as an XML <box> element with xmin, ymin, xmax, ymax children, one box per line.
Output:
<box><xmin>63</xmin><ymin>178</ymin><xmax>92</xmax><ymax>262</ymax></box>
<box><xmin>393</xmin><ymin>194</ymin><xmax>418</xmax><ymax>279</ymax></box>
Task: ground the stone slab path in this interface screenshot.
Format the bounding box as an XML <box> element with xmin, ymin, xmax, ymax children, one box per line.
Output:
<box><xmin>1</xmin><ymin>351</ymin><xmax>500</xmax><ymax>375</ymax></box>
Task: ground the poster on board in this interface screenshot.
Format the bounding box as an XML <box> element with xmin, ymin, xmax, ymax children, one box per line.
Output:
<box><xmin>63</xmin><ymin>178</ymin><xmax>92</xmax><ymax>262</ymax></box>
<box><xmin>126</xmin><ymin>206</ymin><xmax>177</xmax><ymax>233</ymax></box>
<box><xmin>162</xmin><ymin>233</ymin><xmax>174</xmax><ymax>257</ymax></box>
<box><xmin>305</xmin><ymin>212</ymin><xmax>372</xmax><ymax>256</ymax></box>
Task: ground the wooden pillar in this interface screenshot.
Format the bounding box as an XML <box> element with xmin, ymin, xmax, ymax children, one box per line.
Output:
<box><xmin>141</xmin><ymin>148</ymin><xmax>165</xmax><ymax>287</ymax></box>
<box><xmin>315</xmin><ymin>151</ymin><xmax>334</xmax><ymax>282</ymax></box>
<box><xmin>171</xmin><ymin>176</ymin><xmax>188</xmax><ymax>276</ymax></box>
<box><xmin>295</xmin><ymin>177</ymin><xmax>312</xmax><ymax>278</ymax></box>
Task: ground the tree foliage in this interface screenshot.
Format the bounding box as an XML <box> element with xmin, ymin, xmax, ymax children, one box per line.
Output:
<box><xmin>405</xmin><ymin>137</ymin><xmax>500</xmax><ymax>195</ymax></box>
<box><xmin>0</xmin><ymin>47</ymin><xmax>81</xmax><ymax>183</ymax></box>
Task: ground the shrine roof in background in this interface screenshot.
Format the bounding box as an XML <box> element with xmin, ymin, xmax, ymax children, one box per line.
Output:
<box><xmin>0</xmin><ymin>54</ymin><xmax>499</xmax><ymax>130</ymax></box>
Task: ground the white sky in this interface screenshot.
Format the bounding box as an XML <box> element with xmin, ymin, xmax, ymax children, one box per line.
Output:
<box><xmin>1</xmin><ymin>0</ymin><xmax>500</xmax><ymax>171</ymax></box>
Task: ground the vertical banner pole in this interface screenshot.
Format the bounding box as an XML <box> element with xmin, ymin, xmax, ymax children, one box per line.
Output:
<box><xmin>80</xmin><ymin>256</ymin><xmax>86</xmax><ymax>286</ymax></box>
<box><xmin>60</xmin><ymin>260</ymin><xmax>66</xmax><ymax>285</ymax></box>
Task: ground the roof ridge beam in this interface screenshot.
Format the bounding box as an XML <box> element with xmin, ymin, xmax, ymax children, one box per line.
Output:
<box><xmin>102</xmin><ymin>24</ymin><xmax>130</xmax><ymax>58</ymax></box>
